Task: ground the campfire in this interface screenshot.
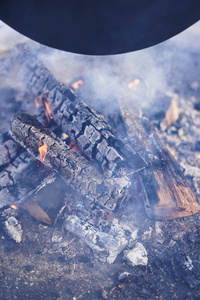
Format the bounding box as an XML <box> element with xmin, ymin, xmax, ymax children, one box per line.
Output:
<box><xmin>6</xmin><ymin>59</ymin><xmax>200</xmax><ymax>222</ymax></box>
<box><xmin>1</xmin><ymin>23</ymin><xmax>200</xmax><ymax>299</ymax></box>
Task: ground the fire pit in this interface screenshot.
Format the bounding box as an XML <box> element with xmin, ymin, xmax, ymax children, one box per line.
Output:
<box><xmin>0</xmin><ymin>21</ymin><xmax>200</xmax><ymax>299</ymax></box>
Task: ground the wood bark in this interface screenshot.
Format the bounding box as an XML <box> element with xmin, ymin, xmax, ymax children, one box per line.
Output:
<box><xmin>119</xmin><ymin>100</ymin><xmax>200</xmax><ymax>219</ymax></box>
<box><xmin>22</xmin><ymin>62</ymin><xmax>146</xmax><ymax>178</ymax></box>
<box><xmin>11</xmin><ymin>112</ymin><xmax>131</xmax><ymax>211</ymax></box>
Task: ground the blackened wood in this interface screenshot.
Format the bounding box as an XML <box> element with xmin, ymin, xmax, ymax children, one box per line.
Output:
<box><xmin>0</xmin><ymin>134</ymin><xmax>22</xmax><ymax>170</ymax></box>
<box><xmin>0</xmin><ymin>151</ymin><xmax>32</xmax><ymax>209</ymax></box>
<box><xmin>0</xmin><ymin>149</ymin><xmax>51</xmax><ymax>210</ymax></box>
<box><xmin>11</xmin><ymin>112</ymin><xmax>131</xmax><ymax>211</ymax></box>
<box><xmin>23</xmin><ymin>62</ymin><xmax>146</xmax><ymax>177</ymax></box>
<box><xmin>119</xmin><ymin>101</ymin><xmax>200</xmax><ymax>220</ymax></box>
<box><xmin>0</xmin><ymin>152</ymin><xmax>33</xmax><ymax>191</ymax></box>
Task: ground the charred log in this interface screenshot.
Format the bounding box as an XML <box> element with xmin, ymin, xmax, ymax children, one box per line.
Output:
<box><xmin>11</xmin><ymin>112</ymin><xmax>131</xmax><ymax>211</ymax></box>
<box><xmin>119</xmin><ymin>100</ymin><xmax>200</xmax><ymax>220</ymax></box>
<box><xmin>23</xmin><ymin>62</ymin><xmax>146</xmax><ymax>177</ymax></box>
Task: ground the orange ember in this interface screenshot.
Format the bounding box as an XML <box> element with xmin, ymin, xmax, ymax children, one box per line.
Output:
<box><xmin>44</xmin><ymin>100</ymin><xmax>52</xmax><ymax>124</ymax></box>
<box><xmin>69</xmin><ymin>141</ymin><xmax>79</xmax><ymax>152</ymax></box>
<box><xmin>69</xmin><ymin>141</ymin><xmax>89</xmax><ymax>158</ymax></box>
<box><xmin>38</xmin><ymin>139</ymin><xmax>48</xmax><ymax>164</ymax></box>
<box><xmin>128</xmin><ymin>78</ymin><xmax>141</xmax><ymax>90</ymax></box>
<box><xmin>72</xmin><ymin>79</ymin><xmax>84</xmax><ymax>89</ymax></box>
<box><xmin>69</xmin><ymin>141</ymin><xmax>84</xmax><ymax>155</ymax></box>
<box><xmin>10</xmin><ymin>204</ymin><xmax>18</xmax><ymax>210</ymax></box>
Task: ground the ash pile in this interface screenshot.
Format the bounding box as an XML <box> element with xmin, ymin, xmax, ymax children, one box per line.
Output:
<box><xmin>0</xmin><ymin>35</ymin><xmax>200</xmax><ymax>299</ymax></box>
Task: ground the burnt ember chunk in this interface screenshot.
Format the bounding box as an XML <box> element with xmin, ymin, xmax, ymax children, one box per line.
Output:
<box><xmin>11</xmin><ymin>112</ymin><xmax>131</xmax><ymax>211</ymax></box>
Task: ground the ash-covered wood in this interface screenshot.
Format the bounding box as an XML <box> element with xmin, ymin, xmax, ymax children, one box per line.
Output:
<box><xmin>0</xmin><ymin>149</ymin><xmax>51</xmax><ymax>210</ymax></box>
<box><xmin>11</xmin><ymin>112</ymin><xmax>131</xmax><ymax>211</ymax></box>
<box><xmin>22</xmin><ymin>62</ymin><xmax>146</xmax><ymax>178</ymax></box>
<box><xmin>0</xmin><ymin>133</ymin><xmax>22</xmax><ymax>170</ymax></box>
<box><xmin>119</xmin><ymin>100</ymin><xmax>200</xmax><ymax>219</ymax></box>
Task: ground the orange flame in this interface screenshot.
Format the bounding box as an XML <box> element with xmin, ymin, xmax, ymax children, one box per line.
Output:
<box><xmin>72</xmin><ymin>79</ymin><xmax>84</xmax><ymax>89</ymax></box>
<box><xmin>38</xmin><ymin>139</ymin><xmax>48</xmax><ymax>165</ymax></box>
<box><xmin>34</xmin><ymin>93</ymin><xmax>52</xmax><ymax>124</ymax></box>
<box><xmin>128</xmin><ymin>78</ymin><xmax>141</xmax><ymax>90</ymax></box>
<box><xmin>10</xmin><ymin>204</ymin><xmax>18</xmax><ymax>210</ymax></box>
<box><xmin>44</xmin><ymin>100</ymin><xmax>52</xmax><ymax>124</ymax></box>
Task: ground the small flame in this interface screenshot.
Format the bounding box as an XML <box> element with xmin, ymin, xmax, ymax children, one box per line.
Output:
<box><xmin>128</xmin><ymin>78</ymin><xmax>141</xmax><ymax>90</ymax></box>
<box><xmin>44</xmin><ymin>100</ymin><xmax>52</xmax><ymax>124</ymax></box>
<box><xmin>10</xmin><ymin>204</ymin><xmax>18</xmax><ymax>210</ymax></box>
<box><xmin>72</xmin><ymin>79</ymin><xmax>84</xmax><ymax>89</ymax></box>
<box><xmin>34</xmin><ymin>92</ymin><xmax>52</xmax><ymax>124</ymax></box>
<box><xmin>38</xmin><ymin>139</ymin><xmax>48</xmax><ymax>165</ymax></box>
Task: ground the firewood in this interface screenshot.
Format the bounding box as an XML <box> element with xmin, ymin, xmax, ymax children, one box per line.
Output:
<box><xmin>11</xmin><ymin>112</ymin><xmax>131</xmax><ymax>211</ymax></box>
<box><xmin>23</xmin><ymin>199</ymin><xmax>51</xmax><ymax>225</ymax></box>
<box><xmin>119</xmin><ymin>101</ymin><xmax>200</xmax><ymax>220</ymax></box>
<box><xmin>23</xmin><ymin>62</ymin><xmax>146</xmax><ymax>177</ymax></box>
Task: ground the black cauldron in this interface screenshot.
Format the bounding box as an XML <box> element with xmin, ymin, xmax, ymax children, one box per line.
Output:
<box><xmin>0</xmin><ymin>0</ymin><xmax>199</xmax><ymax>55</ymax></box>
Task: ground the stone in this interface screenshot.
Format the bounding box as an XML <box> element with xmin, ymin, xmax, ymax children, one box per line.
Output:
<box><xmin>4</xmin><ymin>216</ymin><xmax>23</xmax><ymax>243</ymax></box>
<box><xmin>123</xmin><ymin>242</ymin><xmax>148</xmax><ymax>267</ymax></box>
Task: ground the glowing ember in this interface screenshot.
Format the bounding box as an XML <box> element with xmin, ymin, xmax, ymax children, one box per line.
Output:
<box><xmin>71</xmin><ymin>79</ymin><xmax>84</xmax><ymax>89</ymax></box>
<box><xmin>68</xmin><ymin>141</ymin><xmax>89</xmax><ymax>159</ymax></box>
<box><xmin>44</xmin><ymin>100</ymin><xmax>52</xmax><ymax>124</ymax></box>
<box><xmin>69</xmin><ymin>141</ymin><xmax>86</xmax><ymax>156</ymax></box>
<box><xmin>128</xmin><ymin>78</ymin><xmax>141</xmax><ymax>90</ymax></box>
<box><xmin>69</xmin><ymin>141</ymin><xmax>79</xmax><ymax>152</ymax></box>
<box><xmin>10</xmin><ymin>204</ymin><xmax>18</xmax><ymax>210</ymax></box>
<box><xmin>38</xmin><ymin>139</ymin><xmax>48</xmax><ymax>164</ymax></box>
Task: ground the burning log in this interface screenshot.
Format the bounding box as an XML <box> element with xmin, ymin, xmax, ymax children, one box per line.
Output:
<box><xmin>11</xmin><ymin>112</ymin><xmax>131</xmax><ymax>211</ymax></box>
<box><xmin>119</xmin><ymin>100</ymin><xmax>200</xmax><ymax>220</ymax></box>
<box><xmin>23</xmin><ymin>62</ymin><xmax>146</xmax><ymax>177</ymax></box>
